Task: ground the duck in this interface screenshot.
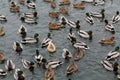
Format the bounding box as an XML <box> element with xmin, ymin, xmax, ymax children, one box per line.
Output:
<box><xmin>24</xmin><ymin>11</ymin><xmax>38</xmax><ymax>18</ymax></box>
<box><xmin>62</xmin><ymin>48</ymin><xmax>72</xmax><ymax>60</ymax></box>
<box><xmin>49</xmin><ymin>22</ymin><xmax>61</xmax><ymax>30</ymax></box>
<box><xmin>43</xmin><ymin>0</ymin><xmax>53</xmax><ymax>2</ymax></box>
<box><xmin>101</xmin><ymin>60</ymin><xmax>113</xmax><ymax>71</ymax></box>
<box><xmin>51</xmin><ymin>1</ymin><xmax>56</xmax><ymax>8</ymax></box>
<box><xmin>45</xmin><ymin>60</ymin><xmax>63</xmax><ymax>69</ymax></box>
<box><xmin>59</xmin><ymin>0</ymin><xmax>70</xmax><ymax>6</ymax></box>
<box><xmin>26</xmin><ymin>0</ymin><xmax>36</xmax><ymax>9</ymax></box>
<box><xmin>105</xmin><ymin>46</ymin><xmax>120</xmax><ymax>61</ymax></box>
<box><xmin>78</xmin><ymin>30</ymin><xmax>93</xmax><ymax>40</ymax></box>
<box><xmin>10</xmin><ymin>1</ymin><xmax>16</xmax><ymax>7</ymax></box>
<box><xmin>5</xmin><ymin>60</ymin><xmax>15</xmax><ymax>73</ymax></box>
<box><xmin>59</xmin><ymin>16</ymin><xmax>68</xmax><ymax>26</ymax></box>
<box><xmin>14</xmin><ymin>68</ymin><xmax>25</xmax><ymax>80</ymax></box>
<box><xmin>13</xmin><ymin>42</ymin><xmax>23</xmax><ymax>55</ymax></box>
<box><xmin>66</xmin><ymin>61</ymin><xmax>78</xmax><ymax>75</ymax></box>
<box><xmin>85</xmin><ymin>13</ymin><xmax>94</xmax><ymax>25</ymax></box>
<box><xmin>93</xmin><ymin>0</ymin><xmax>105</xmax><ymax>6</ymax></box>
<box><xmin>0</xmin><ymin>69</ymin><xmax>7</xmax><ymax>76</ymax></box>
<box><xmin>44</xmin><ymin>67</ymin><xmax>54</xmax><ymax>80</ymax></box>
<box><xmin>67</xmin><ymin>28</ymin><xmax>76</xmax><ymax>42</ymax></box>
<box><xmin>21</xmin><ymin>33</ymin><xmax>39</xmax><ymax>44</ymax></box>
<box><xmin>98</xmin><ymin>36</ymin><xmax>115</xmax><ymax>45</ymax></box>
<box><xmin>59</xmin><ymin>7</ymin><xmax>69</xmax><ymax>14</ymax></box>
<box><xmin>47</xmin><ymin>40</ymin><xmax>56</xmax><ymax>53</ymax></box>
<box><xmin>10</xmin><ymin>6</ymin><xmax>20</xmax><ymax>13</ymax></box>
<box><xmin>34</xmin><ymin>49</ymin><xmax>43</xmax><ymax>64</ymax></box>
<box><xmin>67</xmin><ymin>20</ymin><xmax>77</xmax><ymax>28</ymax></box>
<box><xmin>49</xmin><ymin>12</ymin><xmax>59</xmax><ymax>18</ymax></box>
<box><xmin>0</xmin><ymin>27</ymin><xmax>5</xmax><ymax>36</ymax></box>
<box><xmin>0</xmin><ymin>52</ymin><xmax>5</xmax><ymax>63</ymax></box>
<box><xmin>22</xmin><ymin>59</ymin><xmax>35</xmax><ymax>73</ymax></box>
<box><xmin>112</xmin><ymin>11</ymin><xmax>120</xmax><ymax>24</ymax></box>
<box><xmin>18</xmin><ymin>25</ymin><xmax>27</xmax><ymax>38</ymax></box>
<box><xmin>0</xmin><ymin>15</ymin><xmax>7</xmax><ymax>21</ymax></box>
<box><xmin>81</xmin><ymin>0</ymin><xmax>94</xmax><ymax>3</ymax></box>
<box><xmin>74</xmin><ymin>48</ymin><xmax>84</xmax><ymax>61</ymax></box>
<box><xmin>104</xmin><ymin>19</ymin><xmax>115</xmax><ymax>34</ymax></box>
<box><xmin>73</xmin><ymin>1</ymin><xmax>85</xmax><ymax>9</ymax></box>
<box><xmin>18</xmin><ymin>0</ymin><xmax>25</xmax><ymax>4</ymax></box>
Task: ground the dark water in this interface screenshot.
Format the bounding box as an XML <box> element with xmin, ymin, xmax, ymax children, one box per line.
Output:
<box><xmin>0</xmin><ymin>0</ymin><xmax>120</xmax><ymax>80</ymax></box>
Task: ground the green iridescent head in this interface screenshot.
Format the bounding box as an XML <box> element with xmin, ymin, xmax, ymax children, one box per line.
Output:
<box><xmin>87</xmin><ymin>30</ymin><xmax>92</xmax><ymax>34</ymax></box>
<box><xmin>16</xmin><ymin>42</ymin><xmax>20</xmax><ymax>46</ymax></box>
<box><xmin>115</xmin><ymin>46</ymin><xmax>119</xmax><ymax>51</ymax></box>
<box><xmin>30</xmin><ymin>61</ymin><xmax>34</xmax><ymax>65</ymax></box>
<box><xmin>76</xmin><ymin>20</ymin><xmax>80</xmax><ymax>23</ymax></box>
<box><xmin>62</xmin><ymin>17</ymin><xmax>65</xmax><ymax>21</ymax></box>
<box><xmin>86</xmin><ymin>13</ymin><xmax>90</xmax><ymax>16</ymax></box>
<box><xmin>42</xmin><ymin>58</ymin><xmax>47</xmax><ymax>63</ymax></box>
<box><xmin>47</xmin><ymin>33</ymin><xmax>51</xmax><ymax>38</ymax></box>
<box><xmin>17</xmin><ymin>71</ymin><xmax>23</xmax><ymax>76</ymax></box>
<box><xmin>66</xmin><ymin>51</ymin><xmax>69</xmax><ymax>55</ymax></box>
<box><xmin>36</xmin><ymin>49</ymin><xmax>39</xmax><ymax>55</ymax></box>
<box><xmin>101</xmin><ymin>9</ymin><xmax>105</xmax><ymax>13</ymax></box>
<box><xmin>34</xmin><ymin>33</ymin><xmax>39</xmax><ymax>38</ymax></box>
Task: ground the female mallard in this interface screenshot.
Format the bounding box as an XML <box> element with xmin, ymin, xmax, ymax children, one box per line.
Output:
<box><xmin>43</xmin><ymin>0</ymin><xmax>53</xmax><ymax>2</ymax></box>
<box><xmin>5</xmin><ymin>60</ymin><xmax>15</xmax><ymax>73</ymax></box>
<box><xmin>99</xmin><ymin>36</ymin><xmax>115</xmax><ymax>45</ymax></box>
<box><xmin>66</xmin><ymin>62</ymin><xmax>78</xmax><ymax>75</ymax></box>
<box><xmin>67</xmin><ymin>28</ymin><xmax>76</xmax><ymax>42</ymax></box>
<box><xmin>19</xmin><ymin>0</ymin><xmax>25</xmax><ymax>4</ymax></box>
<box><xmin>49</xmin><ymin>22</ymin><xmax>61</xmax><ymax>30</ymax></box>
<box><xmin>26</xmin><ymin>0</ymin><xmax>36</xmax><ymax>9</ymax></box>
<box><xmin>14</xmin><ymin>68</ymin><xmax>25</xmax><ymax>80</ymax></box>
<box><xmin>73</xmin><ymin>1</ymin><xmax>85</xmax><ymax>9</ymax></box>
<box><xmin>49</xmin><ymin>12</ymin><xmax>59</xmax><ymax>18</ymax></box>
<box><xmin>51</xmin><ymin>1</ymin><xmax>56</xmax><ymax>8</ymax></box>
<box><xmin>59</xmin><ymin>0</ymin><xmax>70</xmax><ymax>6</ymax></box>
<box><xmin>13</xmin><ymin>42</ymin><xmax>23</xmax><ymax>55</ymax></box>
<box><xmin>0</xmin><ymin>52</ymin><xmax>5</xmax><ymax>63</ymax></box>
<box><xmin>59</xmin><ymin>7</ymin><xmax>69</xmax><ymax>14</ymax></box>
<box><xmin>0</xmin><ymin>69</ymin><xmax>7</xmax><ymax>76</ymax></box>
<box><xmin>93</xmin><ymin>0</ymin><xmax>105</xmax><ymax>6</ymax></box>
<box><xmin>21</xmin><ymin>33</ymin><xmax>39</xmax><ymax>44</ymax></box>
<box><xmin>105</xmin><ymin>46</ymin><xmax>120</xmax><ymax>61</ymax></box>
<box><xmin>0</xmin><ymin>27</ymin><xmax>5</xmax><ymax>36</ymax></box>
<box><xmin>22</xmin><ymin>59</ymin><xmax>35</xmax><ymax>73</ymax></box>
<box><xmin>44</xmin><ymin>67</ymin><xmax>54</xmax><ymax>80</ymax></box>
<box><xmin>86</xmin><ymin>13</ymin><xmax>94</xmax><ymax>25</ymax></box>
<box><xmin>34</xmin><ymin>49</ymin><xmax>43</xmax><ymax>64</ymax></box>
<box><xmin>0</xmin><ymin>15</ymin><xmax>7</xmax><ymax>21</ymax></box>
<box><xmin>74</xmin><ymin>48</ymin><xmax>84</xmax><ymax>61</ymax></box>
<box><xmin>101</xmin><ymin>60</ymin><xmax>113</xmax><ymax>71</ymax></box>
<box><xmin>112</xmin><ymin>11</ymin><xmax>120</xmax><ymax>24</ymax></box>
<box><xmin>81</xmin><ymin>0</ymin><xmax>94</xmax><ymax>3</ymax></box>
<box><xmin>62</xmin><ymin>48</ymin><xmax>72</xmax><ymax>60</ymax></box>
<box><xmin>18</xmin><ymin>25</ymin><xmax>27</xmax><ymax>38</ymax></box>
<box><xmin>45</xmin><ymin>60</ymin><xmax>63</xmax><ymax>69</ymax></box>
<box><xmin>104</xmin><ymin>19</ymin><xmax>115</xmax><ymax>34</ymax></box>
<box><xmin>47</xmin><ymin>41</ymin><xmax>56</xmax><ymax>53</ymax></box>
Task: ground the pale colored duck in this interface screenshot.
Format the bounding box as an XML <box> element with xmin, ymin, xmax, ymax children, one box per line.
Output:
<box><xmin>59</xmin><ymin>0</ymin><xmax>70</xmax><ymax>6</ymax></box>
<box><xmin>105</xmin><ymin>46</ymin><xmax>120</xmax><ymax>61</ymax></box>
<box><xmin>49</xmin><ymin>22</ymin><xmax>61</xmax><ymax>30</ymax></box>
<box><xmin>18</xmin><ymin>0</ymin><xmax>25</xmax><ymax>4</ymax></box>
<box><xmin>51</xmin><ymin>1</ymin><xmax>56</xmax><ymax>8</ymax></box>
<box><xmin>73</xmin><ymin>1</ymin><xmax>85</xmax><ymax>9</ymax></box>
<box><xmin>93</xmin><ymin>0</ymin><xmax>105</xmax><ymax>6</ymax></box>
<box><xmin>0</xmin><ymin>27</ymin><xmax>5</xmax><ymax>36</ymax></box>
<box><xmin>82</xmin><ymin>0</ymin><xmax>94</xmax><ymax>3</ymax></box>
<box><xmin>18</xmin><ymin>25</ymin><xmax>27</xmax><ymax>38</ymax></box>
<box><xmin>21</xmin><ymin>33</ymin><xmax>39</xmax><ymax>44</ymax></box>
<box><xmin>45</xmin><ymin>60</ymin><xmax>63</xmax><ymax>69</ymax></box>
<box><xmin>47</xmin><ymin>40</ymin><xmax>56</xmax><ymax>53</ymax></box>
<box><xmin>104</xmin><ymin>19</ymin><xmax>115</xmax><ymax>34</ymax></box>
<box><xmin>101</xmin><ymin>60</ymin><xmax>113</xmax><ymax>71</ymax></box>
<box><xmin>59</xmin><ymin>7</ymin><xmax>69</xmax><ymax>14</ymax></box>
<box><xmin>0</xmin><ymin>15</ymin><xmax>7</xmax><ymax>21</ymax></box>
<box><xmin>66</xmin><ymin>61</ymin><xmax>78</xmax><ymax>75</ymax></box>
<box><xmin>74</xmin><ymin>48</ymin><xmax>84</xmax><ymax>61</ymax></box>
<box><xmin>44</xmin><ymin>67</ymin><xmax>55</xmax><ymax>80</ymax></box>
<box><xmin>5</xmin><ymin>60</ymin><xmax>15</xmax><ymax>73</ymax></box>
<box><xmin>41</xmin><ymin>33</ymin><xmax>52</xmax><ymax>48</ymax></box>
<box><xmin>78</xmin><ymin>30</ymin><xmax>93</xmax><ymax>40</ymax></box>
<box><xmin>26</xmin><ymin>0</ymin><xmax>36</xmax><ymax>9</ymax></box>
<box><xmin>0</xmin><ymin>52</ymin><xmax>5</xmax><ymax>63</ymax></box>
<box><xmin>112</xmin><ymin>11</ymin><xmax>120</xmax><ymax>24</ymax></box>
<box><xmin>98</xmin><ymin>36</ymin><xmax>115</xmax><ymax>45</ymax></box>
<box><xmin>49</xmin><ymin>12</ymin><xmax>59</xmax><ymax>18</ymax></box>
<box><xmin>0</xmin><ymin>69</ymin><xmax>7</xmax><ymax>76</ymax></box>
<box><xmin>22</xmin><ymin>59</ymin><xmax>35</xmax><ymax>73</ymax></box>
<box><xmin>62</xmin><ymin>48</ymin><xmax>72</xmax><ymax>60</ymax></box>
<box><xmin>13</xmin><ymin>42</ymin><xmax>23</xmax><ymax>54</ymax></box>
<box><xmin>14</xmin><ymin>68</ymin><xmax>26</xmax><ymax>80</ymax></box>
<box><xmin>86</xmin><ymin>12</ymin><xmax>94</xmax><ymax>25</ymax></box>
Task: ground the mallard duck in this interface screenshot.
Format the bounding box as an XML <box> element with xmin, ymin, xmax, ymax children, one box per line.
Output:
<box><xmin>67</xmin><ymin>20</ymin><xmax>76</xmax><ymax>28</ymax></box>
<box><xmin>22</xmin><ymin>59</ymin><xmax>35</xmax><ymax>73</ymax></box>
<box><xmin>47</xmin><ymin>41</ymin><xmax>56</xmax><ymax>53</ymax></box>
<box><xmin>67</xmin><ymin>28</ymin><xmax>76</xmax><ymax>42</ymax></box>
<box><xmin>0</xmin><ymin>27</ymin><xmax>5</xmax><ymax>36</ymax></box>
<box><xmin>59</xmin><ymin>0</ymin><xmax>70</xmax><ymax>6</ymax></box>
<box><xmin>86</xmin><ymin>13</ymin><xmax>94</xmax><ymax>25</ymax></box>
<box><xmin>104</xmin><ymin>20</ymin><xmax>115</xmax><ymax>34</ymax></box>
<box><xmin>0</xmin><ymin>52</ymin><xmax>5</xmax><ymax>63</ymax></box>
<box><xmin>13</xmin><ymin>42</ymin><xmax>23</xmax><ymax>54</ymax></box>
<box><xmin>51</xmin><ymin>1</ymin><xmax>56</xmax><ymax>8</ymax></box>
<box><xmin>62</xmin><ymin>48</ymin><xmax>72</xmax><ymax>59</ymax></box>
<box><xmin>73</xmin><ymin>1</ymin><xmax>85</xmax><ymax>9</ymax></box>
<box><xmin>99</xmin><ymin>36</ymin><xmax>115</xmax><ymax>45</ymax></box>
<box><xmin>49</xmin><ymin>22</ymin><xmax>61</xmax><ymax>30</ymax></box>
<box><xmin>105</xmin><ymin>46</ymin><xmax>120</xmax><ymax>61</ymax></box>
<box><xmin>43</xmin><ymin>0</ymin><xmax>53</xmax><ymax>2</ymax></box>
<box><xmin>49</xmin><ymin>12</ymin><xmax>59</xmax><ymax>18</ymax></box>
<box><xmin>34</xmin><ymin>49</ymin><xmax>43</xmax><ymax>64</ymax></box>
<box><xmin>59</xmin><ymin>7</ymin><xmax>69</xmax><ymax>14</ymax></box>
<box><xmin>44</xmin><ymin>67</ymin><xmax>54</xmax><ymax>80</ymax></box>
<box><xmin>82</xmin><ymin>0</ymin><xmax>94</xmax><ymax>3</ymax></box>
<box><xmin>59</xmin><ymin>16</ymin><xmax>68</xmax><ymax>27</ymax></box>
<box><xmin>74</xmin><ymin>48</ymin><xmax>84</xmax><ymax>61</ymax></box>
<box><xmin>0</xmin><ymin>69</ymin><xmax>7</xmax><ymax>76</ymax></box>
<box><xmin>24</xmin><ymin>11</ymin><xmax>38</xmax><ymax>18</ymax></box>
<box><xmin>45</xmin><ymin>60</ymin><xmax>63</xmax><ymax>69</ymax></box>
<box><xmin>112</xmin><ymin>11</ymin><xmax>120</xmax><ymax>24</ymax></box>
<box><xmin>21</xmin><ymin>33</ymin><xmax>39</xmax><ymax>44</ymax></box>
<box><xmin>18</xmin><ymin>25</ymin><xmax>27</xmax><ymax>38</ymax></box>
<box><xmin>26</xmin><ymin>0</ymin><xmax>36</xmax><ymax>9</ymax></box>
<box><xmin>101</xmin><ymin>60</ymin><xmax>113</xmax><ymax>71</ymax></box>
<box><xmin>66</xmin><ymin>62</ymin><xmax>78</xmax><ymax>75</ymax></box>
<box><xmin>14</xmin><ymin>68</ymin><xmax>25</xmax><ymax>80</ymax></box>
<box><xmin>93</xmin><ymin>0</ymin><xmax>105</xmax><ymax>6</ymax></box>
<box><xmin>10</xmin><ymin>1</ymin><xmax>16</xmax><ymax>7</ymax></box>
<box><xmin>18</xmin><ymin>0</ymin><xmax>25</xmax><ymax>4</ymax></box>
<box><xmin>5</xmin><ymin>60</ymin><xmax>15</xmax><ymax>73</ymax></box>
<box><xmin>10</xmin><ymin>6</ymin><xmax>20</xmax><ymax>13</ymax></box>
<box><xmin>0</xmin><ymin>15</ymin><xmax>7</xmax><ymax>21</ymax></box>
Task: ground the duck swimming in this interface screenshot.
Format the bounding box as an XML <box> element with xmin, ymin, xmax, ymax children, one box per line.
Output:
<box><xmin>93</xmin><ymin>0</ymin><xmax>105</xmax><ymax>6</ymax></box>
<box><xmin>0</xmin><ymin>69</ymin><xmax>7</xmax><ymax>76</ymax></box>
<box><xmin>101</xmin><ymin>60</ymin><xmax>113</xmax><ymax>71</ymax></box>
<box><xmin>0</xmin><ymin>52</ymin><xmax>5</xmax><ymax>63</ymax></box>
<box><xmin>26</xmin><ymin>0</ymin><xmax>36</xmax><ymax>9</ymax></box>
<box><xmin>14</xmin><ymin>68</ymin><xmax>25</xmax><ymax>80</ymax></box>
<box><xmin>47</xmin><ymin>40</ymin><xmax>56</xmax><ymax>53</ymax></box>
<box><xmin>18</xmin><ymin>25</ymin><xmax>27</xmax><ymax>38</ymax></box>
<box><xmin>112</xmin><ymin>11</ymin><xmax>120</xmax><ymax>24</ymax></box>
<box><xmin>67</xmin><ymin>28</ymin><xmax>76</xmax><ymax>42</ymax></box>
<box><xmin>0</xmin><ymin>15</ymin><xmax>7</xmax><ymax>21</ymax></box>
<box><xmin>86</xmin><ymin>13</ymin><xmax>94</xmax><ymax>25</ymax></box>
<box><xmin>62</xmin><ymin>48</ymin><xmax>72</xmax><ymax>60</ymax></box>
<box><xmin>0</xmin><ymin>27</ymin><xmax>5</xmax><ymax>36</ymax></box>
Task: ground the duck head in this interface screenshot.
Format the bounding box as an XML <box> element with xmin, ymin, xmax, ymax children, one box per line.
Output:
<box><xmin>34</xmin><ymin>33</ymin><xmax>39</xmax><ymax>38</ymax></box>
<box><xmin>116</xmin><ymin>11</ymin><xmax>119</xmax><ymax>15</ymax></box>
<box><xmin>36</xmin><ymin>49</ymin><xmax>39</xmax><ymax>56</ymax></box>
<box><xmin>62</xmin><ymin>17</ymin><xmax>65</xmax><ymax>21</ymax></box>
<box><xmin>27</xmin><ymin>0</ymin><xmax>31</xmax><ymax>3</ymax></box>
<box><xmin>69</xmin><ymin>27</ymin><xmax>72</xmax><ymax>33</ymax></box>
<box><xmin>86</xmin><ymin>13</ymin><xmax>90</xmax><ymax>17</ymax></box>
<box><xmin>47</xmin><ymin>32</ymin><xmax>51</xmax><ymax>38</ymax></box>
<box><xmin>17</xmin><ymin>70</ymin><xmax>23</xmax><ymax>76</ymax></box>
<box><xmin>41</xmin><ymin>58</ymin><xmax>47</xmax><ymax>63</ymax></box>
<box><xmin>104</xmin><ymin>19</ymin><xmax>108</xmax><ymax>24</ymax></box>
<box><xmin>76</xmin><ymin>20</ymin><xmax>80</xmax><ymax>24</ymax></box>
<box><xmin>114</xmin><ymin>46</ymin><xmax>120</xmax><ymax>51</ymax></box>
<box><xmin>101</xmin><ymin>9</ymin><xmax>105</xmax><ymax>13</ymax></box>
<box><xmin>16</xmin><ymin>42</ymin><xmax>20</xmax><ymax>47</ymax></box>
